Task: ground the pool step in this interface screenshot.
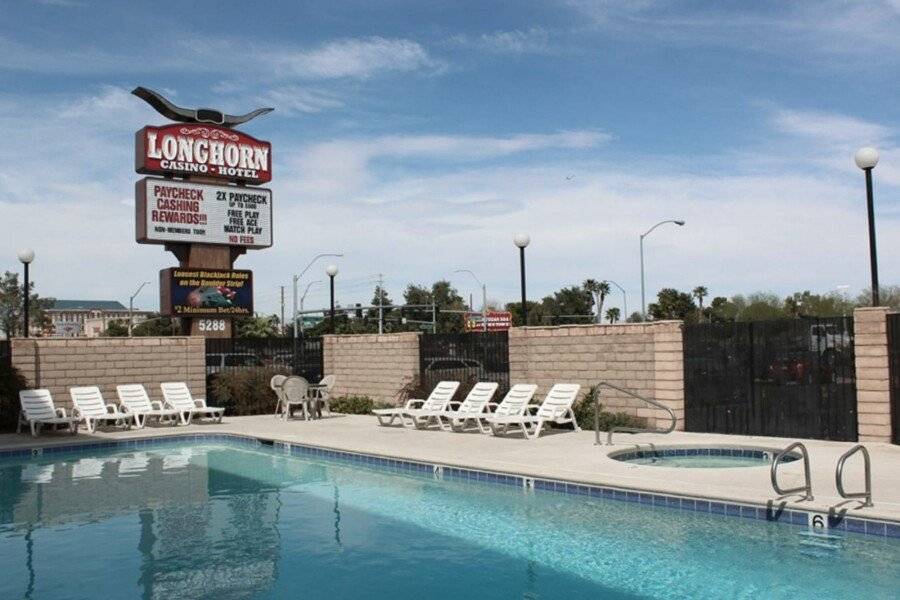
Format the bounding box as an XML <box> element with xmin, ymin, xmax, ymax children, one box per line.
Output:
<box><xmin>798</xmin><ymin>530</ymin><xmax>844</xmax><ymax>557</ymax></box>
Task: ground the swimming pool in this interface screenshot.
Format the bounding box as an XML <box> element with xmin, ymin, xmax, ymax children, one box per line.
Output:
<box><xmin>1</xmin><ymin>438</ymin><xmax>898</xmax><ymax>599</ymax></box>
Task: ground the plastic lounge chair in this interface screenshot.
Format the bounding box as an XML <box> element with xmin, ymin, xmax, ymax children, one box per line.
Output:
<box><xmin>281</xmin><ymin>376</ymin><xmax>312</xmax><ymax>420</ymax></box>
<box><xmin>70</xmin><ymin>386</ymin><xmax>136</xmax><ymax>433</ymax></box>
<box><xmin>485</xmin><ymin>383</ymin><xmax>581</xmax><ymax>440</ymax></box>
<box><xmin>17</xmin><ymin>389</ymin><xmax>80</xmax><ymax>437</ymax></box>
<box><xmin>372</xmin><ymin>381</ymin><xmax>460</xmax><ymax>428</ymax></box>
<box><xmin>313</xmin><ymin>374</ymin><xmax>336</xmax><ymax>417</ymax></box>
<box><xmin>270</xmin><ymin>374</ymin><xmax>288</xmax><ymax>417</ymax></box>
<box><xmin>428</xmin><ymin>382</ymin><xmax>499</xmax><ymax>432</ymax></box>
<box><xmin>116</xmin><ymin>384</ymin><xmax>180</xmax><ymax>428</ymax></box>
<box><xmin>160</xmin><ymin>382</ymin><xmax>224</xmax><ymax>425</ymax></box>
<box><xmin>448</xmin><ymin>383</ymin><xmax>537</xmax><ymax>434</ymax></box>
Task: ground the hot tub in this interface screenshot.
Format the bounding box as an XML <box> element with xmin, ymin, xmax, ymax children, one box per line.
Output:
<box><xmin>609</xmin><ymin>446</ymin><xmax>799</xmax><ymax>468</ymax></box>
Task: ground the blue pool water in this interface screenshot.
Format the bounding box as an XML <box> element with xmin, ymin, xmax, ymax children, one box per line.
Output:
<box><xmin>1</xmin><ymin>441</ymin><xmax>898</xmax><ymax>599</ymax></box>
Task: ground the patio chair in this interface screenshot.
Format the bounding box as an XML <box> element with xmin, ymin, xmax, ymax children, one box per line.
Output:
<box><xmin>70</xmin><ymin>386</ymin><xmax>137</xmax><ymax>433</ymax></box>
<box><xmin>160</xmin><ymin>382</ymin><xmax>224</xmax><ymax>425</ymax></box>
<box><xmin>445</xmin><ymin>383</ymin><xmax>537</xmax><ymax>434</ymax></box>
<box><xmin>429</xmin><ymin>382</ymin><xmax>498</xmax><ymax>431</ymax></box>
<box><xmin>270</xmin><ymin>374</ymin><xmax>288</xmax><ymax>417</ymax></box>
<box><xmin>116</xmin><ymin>384</ymin><xmax>180</xmax><ymax>428</ymax></box>
<box><xmin>17</xmin><ymin>389</ymin><xmax>80</xmax><ymax>437</ymax></box>
<box><xmin>281</xmin><ymin>376</ymin><xmax>312</xmax><ymax>420</ymax></box>
<box><xmin>313</xmin><ymin>374</ymin><xmax>336</xmax><ymax>416</ymax></box>
<box><xmin>485</xmin><ymin>383</ymin><xmax>581</xmax><ymax>440</ymax></box>
<box><xmin>372</xmin><ymin>381</ymin><xmax>460</xmax><ymax>428</ymax></box>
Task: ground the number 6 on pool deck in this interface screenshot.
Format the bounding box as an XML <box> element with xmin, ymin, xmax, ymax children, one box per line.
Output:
<box><xmin>809</xmin><ymin>513</ymin><xmax>828</xmax><ymax>530</ymax></box>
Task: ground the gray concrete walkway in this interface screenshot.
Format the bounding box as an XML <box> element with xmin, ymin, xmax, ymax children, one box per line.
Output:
<box><xmin>3</xmin><ymin>414</ymin><xmax>899</xmax><ymax>523</ymax></box>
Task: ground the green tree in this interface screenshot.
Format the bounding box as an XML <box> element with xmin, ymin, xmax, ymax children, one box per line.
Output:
<box><xmin>856</xmin><ymin>286</ymin><xmax>900</xmax><ymax>310</ymax></box>
<box><xmin>132</xmin><ymin>314</ymin><xmax>179</xmax><ymax>336</ymax></box>
<box><xmin>540</xmin><ymin>285</ymin><xmax>594</xmax><ymax>324</ymax></box>
<box><xmin>0</xmin><ymin>271</ymin><xmax>53</xmax><ymax>337</ymax></box>
<box><xmin>402</xmin><ymin>280</ymin><xmax>466</xmax><ymax>333</ymax></box>
<box><xmin>235</xmin><ymin>314</ymin><xmax>280</xmax><ymax>338</ymax></box>
<box><xmin>103</xmin><ymin>319</ymin><xmax>129</xmax><ymax>337</ymax></box>
<box><xmin>605</xmin><ymin>307</ymin><xmax>621</xmax><ymax>324</ymax></box>
<box><xmin>583</xmin><ymin>279</ymin><xmax>611</xmax><ymax>323</ymax></box>
<box><xmin>648</xmin><ymin>288</ymin><xmax>697</xmax><ymax>322</ymax></box>
<box><xmin>692</xmin><ymin>286</ymin><xmax>708</xmax><ymax>321</ymax></box>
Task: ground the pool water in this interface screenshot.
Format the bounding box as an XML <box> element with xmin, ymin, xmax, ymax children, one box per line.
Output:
<box><xmin>610</xmin><ymin>447</ymin><xmax>793</xmax><ymax>468</ymax></box>
<box><xmin>1</xmin><ymin>441</ymin><xmax>897</xmax><ymax>599</ymax></box>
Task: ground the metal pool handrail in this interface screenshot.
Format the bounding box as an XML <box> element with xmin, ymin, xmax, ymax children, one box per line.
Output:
<box><xmin>835</xmin><ymin>444</ymin><xmax>873</xmax><ymax>507</ymax></box>
<box><xmin>593</xmin><ymin>382</ymin><xmax>677</xmax><ymax>445</ymax></box>
<box><xmin>770</xmin><ymin>442</ymin><xmax>813</xmax><ymax>501</ymax></box>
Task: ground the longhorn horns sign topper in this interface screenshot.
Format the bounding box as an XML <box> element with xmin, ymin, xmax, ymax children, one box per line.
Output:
<box><xmin>132</xmin><ymin>86</ymin><xmax>274</xmax><ymax>128</ymax></box>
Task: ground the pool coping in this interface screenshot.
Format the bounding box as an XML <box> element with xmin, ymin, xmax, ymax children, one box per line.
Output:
<box><xmin>3</xmin><ymin>431</ymin><xmax>898</xmax><ymax>539</ymax></box>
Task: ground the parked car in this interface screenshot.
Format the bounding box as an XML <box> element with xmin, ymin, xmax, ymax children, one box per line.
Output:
<box><xmin>422</xmin><ymin>357</ymin><xmax>486</xmax><ymax>384</ymax></box>
<box><xmin>205</xmin><ymin>352</ymin><xmax>265</xmax><ymax>375</ymax></box>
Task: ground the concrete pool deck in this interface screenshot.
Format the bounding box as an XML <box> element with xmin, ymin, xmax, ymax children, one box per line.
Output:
<box><xmin>2</xmin><ymin>414</ymin><xmax>899</xmax><ymax>523</ymax></box>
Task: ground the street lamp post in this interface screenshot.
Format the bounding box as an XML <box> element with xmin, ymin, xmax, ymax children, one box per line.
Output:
<box><xmin>326</xmin><ymin>264</ymin><xmax>338</xmax><ymax>334</ymax></box>
<box><xmin>640</xmin><ymin>220</ymin><xmax>685</xmax><ymax>319</ymax></box>
<box><xmin>298</xmin><ymin>280</ymin><xmax>322</xmax><ymax>335</ymax></box>
<box><xmin>128</xmin><ymin>281</ymin><xmax>151</xmax><ymax>336</ymax></box>
<box><xmin>606</xmin><ymin>280</ymin><xmax>628</xmax><ymax>321</ymax></box>
<box><xmin>292</xmin><ymin>252</ymin><xmax>343</xmax><ymax>338</ymax></box>
<box><xmin>514</xmin><ymin>234</ymin><xmax>530</xmax><ymax>326</ymax></box>
<box><xmin>454</xmin><ymin>269</ymin><xmax>487</xmax><ymax>332</ymax></box>
<box><xmin>17</xmin><ymin>249</ymin><xmax>35</xmax><ymax>338</ymax></box>
<box><xmin>855</xmin><ymin>147</ymin><xmax>880</xmax><ymax>306</ymax></box>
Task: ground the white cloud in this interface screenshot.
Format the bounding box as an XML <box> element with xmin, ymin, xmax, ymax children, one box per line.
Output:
<box><xmin>450</xmin><ymin>28</ymin><xmax>551</xmax><ymax>54</ymax></box>
<box><xmin>270</xmin><ymin>37</ymin><xmax>439</xmax><ymax>79</ymax></box>
<box><xmin>772</xmin><ymin>109</ymin><xmax>891</xmax><ymax>146</ymax></box>
<box><xmin>254</xmin><ymin>86</ymin><xmax>344</xmax><ymax>115</ymax></box>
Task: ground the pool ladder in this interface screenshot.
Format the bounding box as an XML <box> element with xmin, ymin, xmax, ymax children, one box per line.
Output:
<box><xmin>770</xmin><ymin>442</ymin><xmax>874</xmax><ymax>507</ymax></box>
<box><xmin>835</xmin><ymin>444</ymin><xmax>873</xmax><ymax>507</ymax></box>
<box><xmin>592</xmin><ymin>382</ymin><xmax>677</xmax><ymax>445</ymax></box>
<box><xmin>770</xmin><ymin>442</ymin><xmax>813</xmax><ymax>501</ymax></box>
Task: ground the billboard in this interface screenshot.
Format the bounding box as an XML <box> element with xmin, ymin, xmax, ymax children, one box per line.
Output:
<box><xmin>464</xmin><ymin>311</ymin><xmax>513</xmax><ymax>332</ymax></box>
<box><xmin>135</xmin><ymin>124</ymin><xmax>272</xmax><ymax>184</ymax></box>
<box><xmin>136</xmin><ymin>177</ymin><xmax>272</xmax><ymax>248</ymax></box>
<box><xmin>160</xmin><ymin>268</ymin><xmax>253</xmax><ymax>317</ymax></box>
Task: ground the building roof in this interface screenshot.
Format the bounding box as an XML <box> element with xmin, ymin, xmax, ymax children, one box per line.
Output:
<box><xmin>49</xmin><ymin>300</ymin><xmax>128</xmax><ymax>311</ymax></box>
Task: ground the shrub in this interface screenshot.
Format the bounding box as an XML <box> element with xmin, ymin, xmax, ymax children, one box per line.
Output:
<box><xmin>209</xmin><ymin>368</ymin><xmax>288</xmax><ymax>416</ymax></box>
<box><xmin>0</xmin><ymin>363</ymin><xmax>27</xmax><ymax>433</ymax></box>
<box><xmin>572</xmin><ymin>387</ymin><xmax>647</xmax><ymax>431</ymax></box>
<box><xmin>329</xmin><ymin>395</ymin><xmax>374</xmax><ymax>415</ymax></box>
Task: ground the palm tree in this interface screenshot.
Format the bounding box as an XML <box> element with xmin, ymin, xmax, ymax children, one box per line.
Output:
<box><xmin>583</xmin><ymin>279</ymin><xmax>612</xmax><ymax>324</ymax></box>
<box><xmin>605</xmin><ymin>307</ymin><xmax>621</xmax><ymax>324</ymax></box>
<box><xmin>692</xmin><ymin>286</ymin><xmax>708</xmax><ymax>321</ymax></box>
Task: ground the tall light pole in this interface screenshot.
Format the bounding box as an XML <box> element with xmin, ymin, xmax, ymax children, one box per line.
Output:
<box><xmin>855</xmin><ymin>147</ymin><xmax>880</xmax><ymax>306</ymax></box>
<box><xmin>128</xmin><ymin>281</ymin><xmax>151</xmax><ymax>336</ymax></box>
<box><xmin>17</xmin><ymin>249</ymin><xmax>35</xmax><ymax>338</ymax></box>
<box><xmin>293</xmin><ymin>252</ymin><xmax>342</xmax><ymax>338</ymax></box>
<box><xmin>514</xmin><ymin>234</ymin><xmax>530</xmax><ymax>326</ymax></box>
<box><xmin>606</xmin><ymin>279</ymin><xmax>628</xmax><ymax>321</ymax></box>
<box><xmin>640</xmin><ymin>220</ymin><xmax>685</xmax><ymax>319</ymax></box>
<box><xmin>298</xmin><ymin>280</ymin><xmax>322</xmax><ymax>335</ymax></box>
<box><xmin>326</xmin><ymin>264</ymin><xmax>338</xmax><ymax>334</ymax></box>
<box><xmin>454</xmin><ymin>269</ymin><xmax>487</xmax><ymax>332</ymax></box>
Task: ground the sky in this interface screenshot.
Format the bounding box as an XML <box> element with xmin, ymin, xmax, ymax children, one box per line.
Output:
<box><xmin>2</xmin><ymin>0</ymin><xmax>899</xmax><ymax>319</ymax></box>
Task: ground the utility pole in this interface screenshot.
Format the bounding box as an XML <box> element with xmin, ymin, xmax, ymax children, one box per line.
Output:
<box><xmin>377</xmin><ymin>273</ymin><xmax>384</xmax><ymax>335</ymax></box>
<box><xmin>431</xmin><ymin>301</ymin><xmax>437</xmax><ymax>334</ymax></box>
<box><xmin>279</xmin><ymin>286</ymin><xmax>285</xmax><ymax>335</ymax></box>
<box><xmin>128</xmin><ymin>281</ymin><xmax>151</xmax><ymax>337</ymax></box>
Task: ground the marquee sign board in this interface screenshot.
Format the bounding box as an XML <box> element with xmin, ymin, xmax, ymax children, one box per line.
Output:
<box><xmin>464</xmin><ymin>311</ymin><xmax>513</xmax><ymax>332</ymax></box>
<box><xmin>135</xmin><ymin>124</ymin><xmax>272</xmax><ymax>184</ymax></box>
<box><xmin>159</xmin><ymin>267</ymin><xmax>253</xmax><ymax>317</ymax></box>
<box><xmin>136</xmin><ymin>177</ymin><xmax>273</xmax><ymax>248</ymax></box>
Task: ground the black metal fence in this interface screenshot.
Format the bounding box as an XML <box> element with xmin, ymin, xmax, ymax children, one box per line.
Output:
<box><xmin>0</xmin><ymin>340</ymin><xmax>10</xmax><ymax>369</ymax></box>
<box><xmin>419</xmin><ymin>332</ymin><xmax>510</xmax><ymax>399</ymax></box>
<box><xmin>889</xmin><ymin>313</ymin><xmax>900</xmax><ymax>445</ymax></box>
<box><xmin>205</xmin><ymin>336</ymin><xmax>323</xmax><ymax>381</ymax></box>
<box><xmin>684</xmin><ymin>317</ymin><xmax>857</xmax><ymax>441</ymax></box>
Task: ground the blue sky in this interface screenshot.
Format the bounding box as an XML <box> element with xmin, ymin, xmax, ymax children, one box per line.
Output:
<box><xmin>2</xmin><ymin>0</ymin><xmax>899</xmax><ymax>318</ymax></box>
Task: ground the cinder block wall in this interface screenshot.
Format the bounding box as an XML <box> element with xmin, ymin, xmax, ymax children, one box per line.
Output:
<box><xmin>323</xmin><ymin>332</ymin><xmax>421</xmax><ymax>406</ymax></box>
<box><xmin>509</xmin><ymin>321</ymin><xmax>685</xmax><ymax>430</ymax></box>
<box><xmin>853</xmin><ymin>307</ymin><xmax>893</xmax><ymax>442</ymax></box>
<box><xmin>11</xmin><ymin>337</ymin><xmax>206</xmax><ymax>410</ymax></box>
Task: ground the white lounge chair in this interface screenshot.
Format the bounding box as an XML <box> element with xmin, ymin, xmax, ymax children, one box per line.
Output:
<box><xmin>161</xmin><ymin>382</ymin><xmax>224</xmax><ymax>424</ymax></box>
<box><xmin>116</xmin><ymin>384</ymin><xmax>179</xmax><ymax>428</ymax></box>
<box><xmin>455</xmin><ymin>383</ymin><xmax>538</xmax><ymax>434</ymax></box>
<box><xmin>17</xmin><ymin>389</ymin><xmax>80</xmax><ymax>437</ymax></box>
<box><xmin>485</xmin><ymin>383</ymin><xmax>581</xmax><ymax>440</ymax></box>
<box><xmin>372</xmin><ymin>381</ymin><xmax>460</xmax><ymax>428</ymax></box>
<box><xmin>70</xmin><ymin>386</ymin><xmax>136</xmax><ymax>433</ymax></box>
<box><xmin>430</xmin><ymin>382</ymin><xmax>499</xmax><ymax>432</ymax></box>
<box><xmin>270</xmin><ymin>374</ymin><xmax>288</xmax><ymax>417</ymax></box>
